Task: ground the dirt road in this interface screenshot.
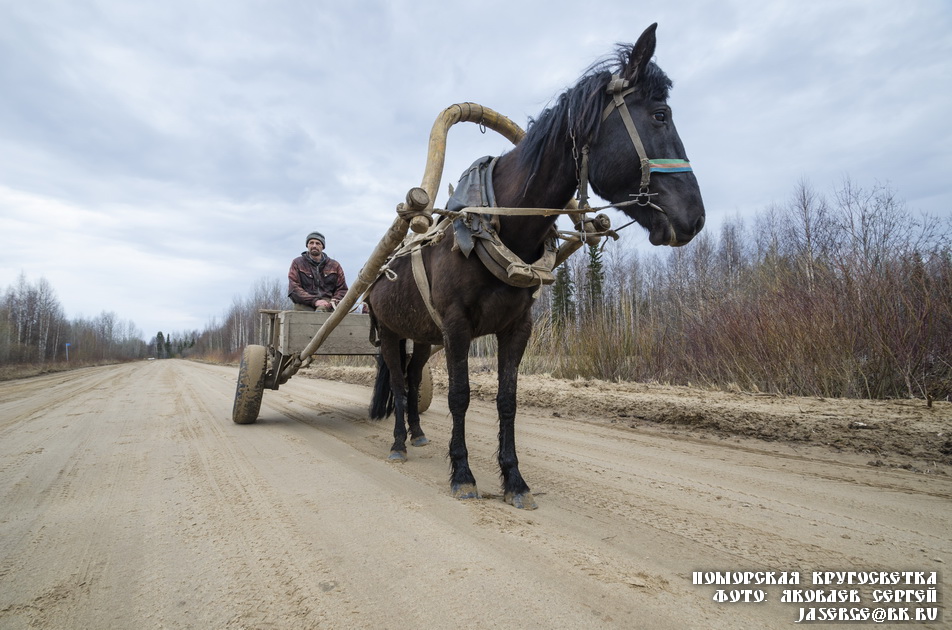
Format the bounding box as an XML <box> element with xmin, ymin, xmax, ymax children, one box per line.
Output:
<box><xmin>1</xmin><ymin>360</ymin><xmax>949</xmax><ymax>629</ymax></box>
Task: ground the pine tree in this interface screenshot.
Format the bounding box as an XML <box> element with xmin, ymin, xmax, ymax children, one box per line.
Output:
<box><xmin>585</xmin><ymin>243</ymin><xmax>605</xmax><ymax>309</ymax></box>
<box><xmin>551</xmin><ymin>263</ymin><xmax>575</xmax><ymax>329</ymax></box>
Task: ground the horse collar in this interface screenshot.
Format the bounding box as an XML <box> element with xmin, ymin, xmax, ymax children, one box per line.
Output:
<box><xmin>445</xmin><ymin>156</ymin><xmax>557</xmax><ymax>291</ymax></box>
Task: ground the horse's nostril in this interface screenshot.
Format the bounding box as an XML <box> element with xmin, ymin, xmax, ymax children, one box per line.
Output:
<box><xmin>694</xmin><ymin>214</ymin><xmax>705</xmax><ymax>235</ymax></box>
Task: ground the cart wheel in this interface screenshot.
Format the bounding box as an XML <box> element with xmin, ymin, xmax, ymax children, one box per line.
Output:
<box><xmin>418</xmin><ymin>364</ymin><xmax>434</xmax><ymax>413</ymax></box>
<box><xmin>233</xmin><ymin>344</ymin><xmax>267</xmax><ymax>424</ymax></box>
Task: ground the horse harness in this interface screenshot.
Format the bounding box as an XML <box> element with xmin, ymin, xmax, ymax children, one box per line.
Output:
<box><xmin>393</xmin><ymin>74</ymin><xmax>692</xmax><ymax>330</ymax></box>
<box><xmin>403</xmin><ymin>156</ymin><xmax>557</xmax><ymax>328</ymax></box>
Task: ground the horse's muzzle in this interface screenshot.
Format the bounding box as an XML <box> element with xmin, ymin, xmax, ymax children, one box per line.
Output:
<box><xmin>650</xmin><ymin>211</ymin><xmax>704</xmax><ymax>247</ymax></box>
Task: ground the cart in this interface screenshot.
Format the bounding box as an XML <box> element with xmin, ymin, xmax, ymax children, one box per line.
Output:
<box><xmin>232</xmin><ymin>309</ymin><xmax>433</xmax><ymax>424</ymax></box>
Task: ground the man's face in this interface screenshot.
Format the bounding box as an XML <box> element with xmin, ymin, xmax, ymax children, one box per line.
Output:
<box><xmin>307</xmin><ymin>239</ymin><xmax>324</xmax><ymax>257</ymax></box>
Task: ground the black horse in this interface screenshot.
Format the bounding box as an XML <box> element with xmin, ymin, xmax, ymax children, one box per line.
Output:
<box><xmin>366</xmin><ymin>24</ymin><xmax>704</xmax><ymax>509</ymax></box>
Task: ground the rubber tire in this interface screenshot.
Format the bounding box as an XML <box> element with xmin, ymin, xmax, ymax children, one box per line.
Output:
<box><xmin>418</xmin><ymin>364</ymin><xmax>434</xmax><ymax>413</ymax></box>
<box><xmin>233</xmin><ymin>344</ymin><xmax>267</xmax><ymax>424</ymax></box>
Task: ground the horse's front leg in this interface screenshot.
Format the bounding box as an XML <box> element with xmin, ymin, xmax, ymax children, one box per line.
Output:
<box><xmin>497</xmin><ymin>319</ymin><xmax>537</xmax><ymax>510</ymax></box>
<box><xmin>444</xmin><ymin>328</ymin><xmax>478</xmax><ymax>500</ymax></box>
<box><xmin>406</xmin><ymin>343</ymin><xmax>432</xmax><ymax>447</ymax></box>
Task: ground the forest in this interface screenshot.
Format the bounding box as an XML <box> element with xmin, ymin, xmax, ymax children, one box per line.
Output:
<box><xmin>0</xmin><ymin>274</ymin><xmax>147</xmax><ymax>373</ymax></box>
<box><xmin>3</xmin><ymin>178</ymin><xmax>950</xmax><ymax>400</ymax></box>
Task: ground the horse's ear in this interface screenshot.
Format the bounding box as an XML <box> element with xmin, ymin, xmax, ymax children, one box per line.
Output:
<box><xmin>624</xmin><ymin>23</ymin><xmax>658</xmax><ymax>83</ymax></box>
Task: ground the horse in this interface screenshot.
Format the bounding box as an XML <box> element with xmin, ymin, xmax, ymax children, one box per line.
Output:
<box><xmin>365</xmin><ymin>23</ymin><xmax>705</xmax><ymax>509</ymax></box>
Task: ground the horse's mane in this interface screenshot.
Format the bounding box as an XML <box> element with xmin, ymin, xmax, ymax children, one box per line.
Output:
<box><xmin>518</xmin><ymin>43</ymin><xmax>673</xmax><ymax>177</ymax></box>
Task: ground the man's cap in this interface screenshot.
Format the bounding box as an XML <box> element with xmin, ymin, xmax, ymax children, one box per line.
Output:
<box><xmin>306</xmin><ymin>231</ymin><xmax>326</xmax><ymax>247</ymax></box>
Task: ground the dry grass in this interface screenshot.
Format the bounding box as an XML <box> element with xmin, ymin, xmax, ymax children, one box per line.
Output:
<box><xmin>524</xmin><ymin>250</ymin><xmax>952</xmax><ymax>401</ymax></box>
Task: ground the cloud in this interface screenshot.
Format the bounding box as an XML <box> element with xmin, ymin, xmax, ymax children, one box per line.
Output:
<box><xmin>1</xmin><ymin>0</ymin><xmax>950</xmax><ymax>339</ymax></box>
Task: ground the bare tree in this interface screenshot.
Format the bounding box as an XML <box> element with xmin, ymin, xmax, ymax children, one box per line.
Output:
<box><xmin>784</xmin><ymin>179</ymin><xmax>833</xmax><ymax>291</ymax></box>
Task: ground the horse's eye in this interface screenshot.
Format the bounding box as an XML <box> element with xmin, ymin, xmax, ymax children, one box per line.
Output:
<box><xmin>653</xmin><ymin>110</ymin><xmax>667</xmax><ymax>123</ymax></box>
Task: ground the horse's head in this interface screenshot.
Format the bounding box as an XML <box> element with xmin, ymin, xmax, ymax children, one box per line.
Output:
<box><xmin>587</xmin><ymin>24</ymin><xmax>705</xmax><ymax>246</ymax></box>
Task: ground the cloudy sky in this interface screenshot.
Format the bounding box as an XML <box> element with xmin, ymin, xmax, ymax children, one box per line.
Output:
<box><xmin>2</xmin><ymin>0</ymin><xmax>950</xmax><ymax>340</ymax></box>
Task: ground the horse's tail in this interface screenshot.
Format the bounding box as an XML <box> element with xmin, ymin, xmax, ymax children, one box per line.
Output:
<box><xmin>369</xmin><ymin>354</ymin><xmax>394</xmax><ymax>419</ymax></box>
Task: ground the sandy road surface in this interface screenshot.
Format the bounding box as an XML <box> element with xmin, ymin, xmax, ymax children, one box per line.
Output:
<box><xmin>1</xmin><ymin>359</ymin><xmax>949</xmax><ymax>629</ymax></box>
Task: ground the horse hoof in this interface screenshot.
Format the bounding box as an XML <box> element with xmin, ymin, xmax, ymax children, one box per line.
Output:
<box><xmin>410</xmin><ymin>436</ymin><xmax>429</xmax><ymax>447</ymax></box>
<box><xmin>505</xmin><ymin>491</ymin><xmax>538</xmax><ymax>510</ymax></box>
<box><xmin>388</xmin><ymin>451</ymin><xmax>407</xmax><ymax>463</ymax></box>
<box><xmin>452</xmin><ymin>483</ymin><xmax>480</xmax><ymax>500</ymax></box>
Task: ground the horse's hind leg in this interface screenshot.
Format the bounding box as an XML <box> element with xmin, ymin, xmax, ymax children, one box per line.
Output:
<box><xmin>497</xmin><ymin>322</ymin><xmax>537</xmax><ymax>510</ymax></box>
<box><xmin>380</xmin><ymin>336</ymin><xmax>410</xmax><ymax>462</ymax></box>
<box><xmin>406</xmin><ymin>343</ymin><xmax>432</xmax><ymax>447</ymax></box>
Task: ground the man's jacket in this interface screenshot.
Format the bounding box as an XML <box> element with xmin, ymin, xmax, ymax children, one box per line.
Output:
<box><xmin>288</xmin><ymin>252</ymin><xmax>348</xmax><ymax>307</ymax></box>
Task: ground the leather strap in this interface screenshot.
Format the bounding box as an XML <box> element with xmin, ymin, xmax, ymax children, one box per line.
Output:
<box><xmin>603</xmin><ymin>79</ymin><xmax>652</xmax><ymax>188</ymax></box>
<box><xmin>411</xmin><ymin>247</ymin><xmax>443</xmax><ymax>328</ymax></box>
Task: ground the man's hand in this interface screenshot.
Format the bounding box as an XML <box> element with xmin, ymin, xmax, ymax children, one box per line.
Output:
<box><xmin>314</xmin><ymin>299</ymin><xmax>333</xmax><ymax>311</ymax></box>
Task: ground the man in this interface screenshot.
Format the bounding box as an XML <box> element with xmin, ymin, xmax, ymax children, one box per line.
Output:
<box><xmin>288</xmin><ymin>231</ymin><xmax>348</xmax><ymax>311</ymax></box>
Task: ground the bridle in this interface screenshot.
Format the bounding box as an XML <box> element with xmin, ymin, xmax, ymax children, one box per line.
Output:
<box><xmin>576</xmin><ymin>73</ymin><xmax>693</xmax><ymax>216</ymax></box>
